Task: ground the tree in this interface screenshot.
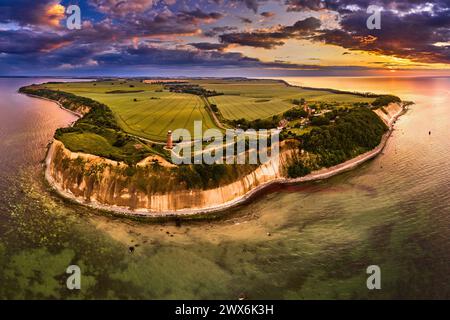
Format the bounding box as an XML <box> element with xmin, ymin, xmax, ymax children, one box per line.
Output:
<box><xmin>372</xmin><ymin>95</ymin><xmax>401</xmax><ymax>107</ymax></box>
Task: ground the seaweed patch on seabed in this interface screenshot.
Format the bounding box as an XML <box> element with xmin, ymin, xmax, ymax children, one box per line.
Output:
<box><xmin>7</xmin><ymin>167</ymin><xmax>85</xmax><ymax>247</ymax></box>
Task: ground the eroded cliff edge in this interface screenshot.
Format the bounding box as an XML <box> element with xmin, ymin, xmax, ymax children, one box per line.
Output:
<box><xmin>46</xmin><ymin>140</ymin><xmax>295</xmax><ymax>215</ymax></box>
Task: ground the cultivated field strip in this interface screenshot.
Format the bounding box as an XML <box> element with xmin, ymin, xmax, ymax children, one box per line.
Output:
<box><xmin>209</xmin><ymin>95</ymin><xmax>293</xmax><ymax>120</ymax></box>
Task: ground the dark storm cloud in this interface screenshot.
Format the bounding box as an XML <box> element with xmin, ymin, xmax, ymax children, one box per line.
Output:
<box><xmin>0</xmin><ymin>0</ymin><xmax>63</xmax><ymax>26</ymax></box>
<box><xmin>285</xmin><ymin>0</ymin><xmax>450</xmax><ymax>13</ymax></box>
<box><xmin>312</xmin><ymin>3</ymin><xmax>450</xmax><ymax>64</ymax></box>
<box><xmin>220</xmin><ymin>32</ymin><xmax>284</xmax><ymax>48</ymax></box>
<box><xmin>203</xmin><ymin>26</ymin><xmax>238</xmax><ymax>37</ymax></box>
<box><xmin>0</xmin><ymin>0</ymin><xmax>229</xmax><ymax>72</ymax></box>
<box><xmin>260</xmin><ymin>11</ymin><xmax>276</xmax><ymax>18</ymax></box>
<box><xmin>105</xmin><ymin>45</ymin><xmax>256</xmax><ymax>66</ymax></box>
<box><xmin>188</xmin><ymin>42</ymin><xmax>230</xmax><ymax>51</ymax></box>
<box><xmin>220</xmin><ymin>17</ymin><xmax>321</xmax><ymax>48</ymax></box>
<box><xmin>285</xmin><ymin>0</ymin><xmax>328</xmax><ymax>11</ymax></box>
<box><xmin>1</xmin><ymin>0</ymin><xmax>449</xmax><ymax>74</ymax></box>
<box><xmin>0</xmin><ymin>29</ymin><xmax>321</xmax><ymax>72</ymax></box>
<box><xmin>93</xmin><ymin>44</ymin><xmax>321</xmax><ymax>70</ymax></box>
<box><xmin>65</xmin><ymin>8</ymin><xmax>224</xmax><ymax>43</ymax></box>
<box><xmin>209</xmin><ymin>0</ymin><xmax>267</xmax><ymax>13</ymax></box>
<box><xmin>231</xmin><ymin>0</ymin><xmax>260</xmax><ymax>13</ymax></box>
<box><xmin>89</xmin><ymin>0</ymin><xmax>156</xmax><ymax>16</ymax></box>
<box><xmin>239</xmin><ymin>17</ymin><xmax>253</xmax><ymax>24</ymax></box>
<box><xmin>0</xmin><ymin>30</ymin><xmax>68</xmax><ymax>54</ymax></box>
<box><xmin>277</xmin><ymin>0</ymin><xmax>450</xmax><ymax>64</ymax></box>
<box><xmin>179</xmin><ymin>9</ymin><xmax>224</xmax><ymax>21</ymax></box>
<box><xmin>90</xmin><ymin>8</ymin><xmax>225</xmax><ymax>39</ymax></box>
<box><xmin>126</xmin><ymin>8</ymin><xmax>225</xmax><ymax>37</ymax></box>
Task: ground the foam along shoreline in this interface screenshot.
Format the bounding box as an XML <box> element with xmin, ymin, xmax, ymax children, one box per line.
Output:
<box><xmin>43</xmin><ymin>97</ymin><xmax>406</xmax><ymax>218</ymax></box>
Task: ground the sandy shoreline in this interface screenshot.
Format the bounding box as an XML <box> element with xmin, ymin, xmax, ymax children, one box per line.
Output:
<box><xmin>23</xmin><ymin>87</ymin><xmax>405</xmax><ymax>218</ymax></box>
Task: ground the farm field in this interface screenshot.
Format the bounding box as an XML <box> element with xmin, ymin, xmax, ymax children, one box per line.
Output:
<box><xmin>193</xmin><ymin>79</ymin><xmax>375</xmax><ymax>120</ymax></box>
<box><xmin>42</xmin><ymin>79</ymin><xmax>375</xmax><ymax>141</ymax></box>
<box><xmin>44</xmin><ymin>80</ymin><xmax>218</xmax><ymax>141</ymax></box>
<box><xmin>208</xmin><ymin>95</ymin><xmax>293</xmax><ymax>121</ymax></box>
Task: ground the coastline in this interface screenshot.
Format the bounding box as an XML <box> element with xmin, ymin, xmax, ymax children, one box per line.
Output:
<box><xmin>42</xmin><ymin>101</ymin><xmax>405</xmax><ymax>218</ymax></box>
<box><xmin>21</xmin><ymin>83</ymin><xmax>405</xmax><ymax>218</ymax></box>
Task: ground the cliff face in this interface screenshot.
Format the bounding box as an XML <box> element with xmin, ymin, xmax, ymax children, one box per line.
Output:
<box><xmin>373</xmin><ymin>103</ymin><xmax>403</xmax><ymax>126</ymax></box>
<box><xmin>46</xmin><ymin>140</ymin><xmax>295</xmax><ymax>215</ymax></box>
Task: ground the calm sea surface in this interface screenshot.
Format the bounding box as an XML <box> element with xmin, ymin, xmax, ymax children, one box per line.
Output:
<box><xmin>0</xmin><ymin>77</ymin><xmax>448</xmax><ymax>299</ymax></box>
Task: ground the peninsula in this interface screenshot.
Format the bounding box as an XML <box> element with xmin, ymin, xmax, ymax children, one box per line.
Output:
<box><xmin>19</xmin><ymin>78</ymin><xmax>405</xmax><ymax>217</ymax></box>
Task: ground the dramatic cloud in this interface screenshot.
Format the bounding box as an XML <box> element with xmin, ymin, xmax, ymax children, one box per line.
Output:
<box><xmin>180</xmin><ymin>9</ymin><xmax>224</xmax><ymax>22</ymax></box>
<box><xmin>0</xmin><ymin>0</ymin><xmax>449</xmax><ymax>75</ymax></box>
<box><xmin>188</xmin><ymin>42</ymin><xmax>230</xmax><ymax>51</ymax></box>
<box><xmin>312</xmin><ymin>3</ymin><xmax>450</xmax><ymax>64</ymax></box>
<box><xmin>220</xmin><ymin>17</ymin><xmax>322</xmax><ymax>48</ymax></box>
<box><xmin>0</xmin><ymin>29</ymin><xmax>320</xmax><ymax>73</ymax></box>
<box><xmin>239</xmin><ymin>17</ymin><xmax>253</xmax><ymax>24</ymax></box>
<box><xmin>203</xmin><ymin>26</ymin><xmax>238</xmax><ymax>37</ymax></box>
<box><xmin>0</xmin><ymin>30</ymin><xmax>71</xmax><ymax>54</ymax></box>
<box><xmin>0</xmin><ymin>0</ymin><xmax>65</xmax><ymax>27</ymax></box>
<box><xmin>260</xmin><ymin>11</ymin><xmax>276</xmax><ymax>18</ymax></box>
<box><xmin>286</xmin><ymin>0</ymin><xmax>450</xmax><ymax>14</ymax></box>
<box><xmin>285</xmin><ymin>0</ymin><xmax>328</xmax><ymax>12</ymax></box>
<box><xmin>120</xmin><ymin>8</ymin><xmax>224</xmax><ymax>37</ymax></box>
<box><xmin>94</xmin><ymin>43</ymin><xmax>321</xmax><ymax>70</ymax></box>
<box><xmin>277</xmin><ymin>0</ymin><xmax>450</xmax><ymax>64</ymax></box>
<box><xmin>230</xmin><ymin>0</ymin><xmax>260</xmax><ymax>13</ymax></box>
<box><xmin>285</xmin><ymin>0</ymin><xmax>450</xmax><ymax>14</ymax></box>
<box><xmin>89</xmin><ymin>0</ymin><xmax>156</xmax><ymax>16</ymax></box>
<box><xmin>77</xmin><ymin>8</ymin><xmax>224</xmax><ymax>41</ymax></box>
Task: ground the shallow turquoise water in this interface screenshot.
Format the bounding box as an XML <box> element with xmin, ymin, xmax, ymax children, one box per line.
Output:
<box><xmin>0</xmin><ymin>77</ymin><xmax>448</xmax><ymax>299</ymax></box>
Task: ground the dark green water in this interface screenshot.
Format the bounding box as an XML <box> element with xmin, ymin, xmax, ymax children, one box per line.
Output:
<box><xmin>0</xmin><ymin>77</ymin><xmax>448</xmax><ymax>299</ymax></box>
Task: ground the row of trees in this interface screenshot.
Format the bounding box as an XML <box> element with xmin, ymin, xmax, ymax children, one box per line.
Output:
<box><xmin>164</xmin><ymin>83</ymin><xmax>224</xmax><ymax>97</ymax></box>
<box><xmin>372</xmin><ymin>95</ymin><xmax>401</xmax><ymax>107</ymax></box>
<box><xmin>231</xmin><ymin>115</ymin><xmax>281</xmax><ymax>130</ymax></box>
<box><xmin>283</xmin><ymin>108</ymin><xmax>308</xmax><ymax>120</ymax></box>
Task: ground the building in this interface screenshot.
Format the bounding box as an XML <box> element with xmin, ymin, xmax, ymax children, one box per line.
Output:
<box><xmin>278</xmin><ymin>119</ymin><xmax>289</xmax><ymax>129</ymax></box>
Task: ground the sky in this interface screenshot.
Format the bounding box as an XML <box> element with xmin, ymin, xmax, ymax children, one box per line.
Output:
<box><xmin>0</xmin><ymin>0</ymin><xmax>449</xmax><ymax>77</ymax></box>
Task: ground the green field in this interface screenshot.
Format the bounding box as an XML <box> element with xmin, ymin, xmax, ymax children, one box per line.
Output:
<box><xmin>43</xmin><ymin>79</ymin><xmax>374</xmax><ymax>140</ymax></box>
<box><xmin>208</xmin><ymin>95</ymin><xmax>293</xmax><ymax>121</ymax></box>
<box><xmin>192</xmin><ymin>79</ymin><xmax>374</xmax><ymax>120</ymax></box>
<box><xmin>44</xmin><ymin>80</ymin><xmax>218</xmax><ymax>141</ymax></box>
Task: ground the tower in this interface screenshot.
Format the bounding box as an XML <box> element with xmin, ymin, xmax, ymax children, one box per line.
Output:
<box><xmin>166</xmin><ymin>130</ymin><xmax>173</xmax><ymax>149</ymax></box>
<box><xmin>304</xmin><ymin>105</ymin><xmax>312</xmax><ymax>117</ymax></box>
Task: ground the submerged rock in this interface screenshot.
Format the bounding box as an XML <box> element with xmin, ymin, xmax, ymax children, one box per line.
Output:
<box><xmin>238</xmin><ymin>293</ymin><xmax>248</xmax><ymax>300</ymax></box>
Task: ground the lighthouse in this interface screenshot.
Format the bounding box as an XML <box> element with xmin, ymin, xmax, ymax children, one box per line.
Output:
<box><xmin>166</xmin><ymin>130</ymin><xmax>173</xmax><ymax>149</ymax></box>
